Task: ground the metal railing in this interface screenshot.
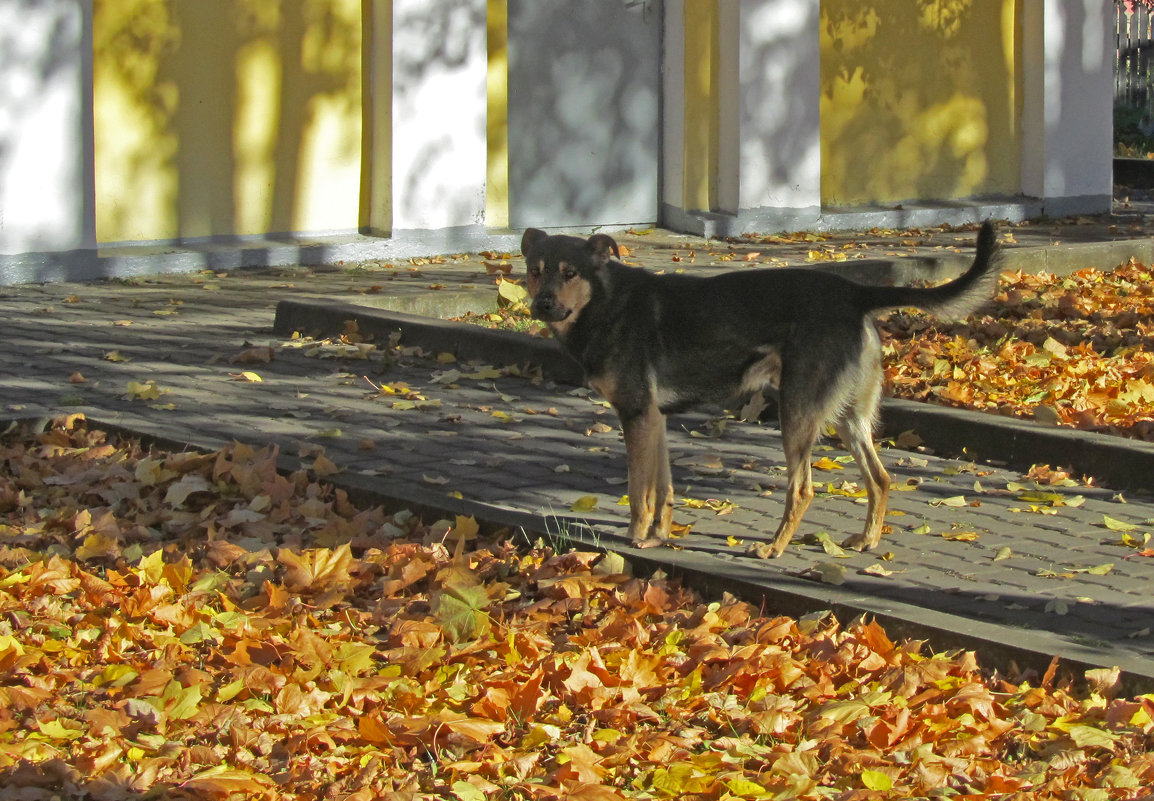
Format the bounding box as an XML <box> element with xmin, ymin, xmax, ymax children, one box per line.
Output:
<box><xmin>1117</xmin><ymin>2</ymin><xmax>1154</xmax><ymax>109</ymax></box>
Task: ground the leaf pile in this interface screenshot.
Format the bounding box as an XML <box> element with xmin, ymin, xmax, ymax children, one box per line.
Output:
<box><xmin>881</xmin><ymin>259</ymin><xmax>1154</xmax><ymax>440</ymax></box>
<box><xmin>2</xmin><ymin>417</ymin><xmax>1154</xmax><ymax>799</ymax></box>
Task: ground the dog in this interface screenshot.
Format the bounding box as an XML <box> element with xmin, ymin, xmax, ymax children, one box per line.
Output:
<box><xmin>521</xmin><ymin>222</ymin><xmax>1000</xmax><ymax>556</ymax></box>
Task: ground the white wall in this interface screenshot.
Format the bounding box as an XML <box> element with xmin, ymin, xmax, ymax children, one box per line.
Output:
<box><xmin>1021</xmin><ymin>0</ymin><xmax>1114</xmax><ymax>207</ymax></box>
<box><xmin>390</xmin><ymin>0</ymin><xmax>488</xmax><ymax>232</ymax></box>
<box><xmin>0</xmin><ymin>0</ymin><xmax>94</xmax><ymax>256</ymax></box>
<box><xmin>735</xmin><ymin>0</ymin><xmax>820</xmax><ymax>213</ymax></box>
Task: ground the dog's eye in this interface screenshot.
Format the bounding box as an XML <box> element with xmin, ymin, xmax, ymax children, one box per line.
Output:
<box><xmin>528</xmin><ymin>265</ymin><xmax>541</xmax><ymax>278</ymax></box>
<box><xmin>562</xmin><ymin>267</ymin><xmax>577</xmax><ymax>280</ymax></box>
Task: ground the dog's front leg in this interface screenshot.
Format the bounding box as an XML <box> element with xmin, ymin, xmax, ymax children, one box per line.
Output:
<box><xmin>621</xmin><ymin>403</ymin><xmax>671</xmax><ymax>547</ymax></box>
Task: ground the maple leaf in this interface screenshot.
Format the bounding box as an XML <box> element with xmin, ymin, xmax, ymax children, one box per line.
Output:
<box><xmin>277</xmin><ymin>544</ymin><xmax>354</xmax><ymax>592</ymax></box>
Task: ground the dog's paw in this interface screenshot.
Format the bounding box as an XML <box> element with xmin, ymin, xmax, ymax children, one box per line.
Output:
<box><xmin>841</xmin><ymin>533</ymin><xmax>877</xmax><ymax>552</ymax></box>
<box><xmin>747</xmin><ymin>541</ymin><xmax>786</xmax><ymax>559</ymax></box>
<box><xmin>631</xmin><ymin>537</ymin><xmax>663</xmax><ymax>549</ymax></box>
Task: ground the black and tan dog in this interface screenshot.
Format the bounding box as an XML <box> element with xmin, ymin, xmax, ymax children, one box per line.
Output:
<box><xmin>521</xmin><ymin>223</ymin><xmax>1000</xmax><ymax>557</ymax></box>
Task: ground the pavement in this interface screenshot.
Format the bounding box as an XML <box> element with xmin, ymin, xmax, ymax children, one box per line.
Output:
<box><xmin>3</xmin><ymin>204</ymin><xmax>1154</xmax><ymax>693</ymax></box>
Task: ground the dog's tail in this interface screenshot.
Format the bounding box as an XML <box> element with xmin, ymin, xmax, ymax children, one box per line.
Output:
<box><xmin>858</xmin><ymin>220</ymin><xmax>1001</xmax><ymax>320</ymax></box>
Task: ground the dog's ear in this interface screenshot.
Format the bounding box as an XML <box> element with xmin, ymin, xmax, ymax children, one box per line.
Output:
<box><xmin>586</xmin><ymin>233</ymin><xmax>620</xmax><ymax>267</ymax></box>
<box><xmin>521</xmin><ymin>228</ymin><xmax>548</xmax><ymax>259</ymax></box>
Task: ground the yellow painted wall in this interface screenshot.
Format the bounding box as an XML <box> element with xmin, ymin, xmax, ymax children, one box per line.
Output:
<box><xmin>683</xmin><ymin>0</ymin><xmax>720</xmax><ymax>212</ymax></box>
<box><xmin>486</xmin><ymin>0</ymin><xmax>509</xmax><ymax>230</ymax></box>
<box><xmin>820</xmin><ymin>0</ymin><xmax>1020</xmax><ymax>206</ymax></box>
<box><xmin>93</xmin><ymin>0</ymin><xmax>364</xmax><ymax>243</ymax></box>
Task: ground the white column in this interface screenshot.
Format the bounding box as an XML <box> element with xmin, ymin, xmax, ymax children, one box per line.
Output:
<box><xmin>728</xmin><ymin>0</ymin><xmax>821</xmax><ymax>215</ymax></box>
<box><xmin>391</xmin><ymin>0</ymin><xmax>487</xmax><ymax>231</ymax></box>
<box><xmin>0</xmin><ymin>0</ymin><xmax>95</xmax><ymax>256</ymax></box>
<box><xmin>661</xmin><ymin>0</ymin><xmax>687</xmax><ymax>212</ymax></box>
<box><xmin>1021</xmin><ymin>0</ymin><xmax>1113</xmax><ymax>209</ymax></box>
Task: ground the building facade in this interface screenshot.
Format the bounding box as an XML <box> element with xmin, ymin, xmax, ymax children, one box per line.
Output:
<box><xmin>0</xmin><ymin>0</ymin><xmax>1114</xmax><ymax>283</ymax></box>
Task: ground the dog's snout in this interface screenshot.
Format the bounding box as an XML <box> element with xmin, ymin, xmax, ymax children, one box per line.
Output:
<box><xmin>530</xmin><ymin>292</ymin><xmax>555</xmax><ymax>318</ymax></box>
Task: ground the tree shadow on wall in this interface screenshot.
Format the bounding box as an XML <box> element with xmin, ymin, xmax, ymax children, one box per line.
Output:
<box><xmin>92</xmin><ymin>0</ymin><xmax>362</xmax><ymax>244</ymax></box>
<box><xmin>505</xmin><ymin>0</ymin><xmax>662</xmax><ymax>229</ymax></box>
<box><xmin>0</xmin><ymin>0</ymin><xmax>94</xmax><ymax>254</ymax></box>
<box><xmin>818</xmin><ymin>0</ymin><xmax>1024</xmax><ymax>206</ymax></box>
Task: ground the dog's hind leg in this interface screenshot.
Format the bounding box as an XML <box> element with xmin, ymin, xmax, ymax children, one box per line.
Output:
<box><xmin>621</xmin><ymin>403</ymin><xmax>671</xmax><ymax>546</ymax></box>
<box><xmin>767</xmin><ymin>408</ymin><xmax>821</xmax><ymax>557</ymax></box>
<box><xmin>836</xmin><ymin>411</ymin><xmax>891</xmax><ymax>551</ymax></box>
<box><xmin>836</xmin><ymin>330</ymin><xmax>891</xmax><ymax>551</ymax></box>
<box><xmin>766</xmin><ymin>326</ymin><xmax>866</xmax><ymax>558</ymax></box>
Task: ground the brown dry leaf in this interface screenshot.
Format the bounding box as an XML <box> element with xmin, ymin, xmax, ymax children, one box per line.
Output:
<box><xmin>228</xmin><ymin>346</ymin><xmax>273</xmax><ymax>364</ymax></box>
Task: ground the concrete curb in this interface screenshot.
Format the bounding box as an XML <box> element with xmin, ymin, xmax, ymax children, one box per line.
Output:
<box><xmin>274</xmin><ymin>299</ymin><xmax>1154</xmax><ymax>495</ymax></box>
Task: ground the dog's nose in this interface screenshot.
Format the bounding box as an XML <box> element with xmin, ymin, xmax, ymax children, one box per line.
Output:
<box><xmin>531</xmin><ymin>294</ymin><xmax>555</xmax><ymax>318</ymax></box>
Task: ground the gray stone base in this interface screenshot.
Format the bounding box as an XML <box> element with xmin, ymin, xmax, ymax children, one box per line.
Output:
<box><xmin>0</xmin><ymin>225</ymin><xmax>525</xmax><ymax>286</ymax></box>
<box><xmin>662</xmin><ymin>193</ymin><xmax>1114</xmax><ymax>239</ymax></box>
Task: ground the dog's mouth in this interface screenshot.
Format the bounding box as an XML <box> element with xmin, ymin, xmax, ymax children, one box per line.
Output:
<box><xmin>530</xmin><ymin>304</ymin><xmax>572</xmax><ymax>324</ymax></box>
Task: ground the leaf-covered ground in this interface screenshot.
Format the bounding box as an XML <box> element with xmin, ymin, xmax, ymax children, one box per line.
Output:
<box><xmin>462</xmin><ymin>253</ymin><xmax>1154</xmax><ymax>441</ymax></box>
<box><xmin>1</xmin><ymin>417</ymin><xmax>1153</xmax><ymax>799</ymax></box>
<box><xmin>881</xmin><ymin>260</ymin><xmax>1154</xmax><ymax>441</ymax></box>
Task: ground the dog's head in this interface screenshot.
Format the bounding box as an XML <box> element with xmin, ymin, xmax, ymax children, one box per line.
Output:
<box><xmin>520</xmin><ymin>229</ymin><xmax>619</xmax><ymax>334</ymax></box>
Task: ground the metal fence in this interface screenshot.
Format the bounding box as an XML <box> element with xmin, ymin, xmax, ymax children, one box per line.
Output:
<box><xmin>1118</xmin><ymin>2</ymin><xmax>1154</xmax><ymax>109</ymax></box>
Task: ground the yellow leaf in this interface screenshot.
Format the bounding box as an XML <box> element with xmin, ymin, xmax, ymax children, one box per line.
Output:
<box><xmin>0</xmin><ymin>635</ymin><xmax>26</xmax><ymax>658</ymax></box>
<box><xmin>1103</xmin><ymin>515</ymin><xmax>1138</xmax><ymax>532</ymax></box>
<box><xmin>570</xmin><ymin>495</ymin><xmax>599</xmax><ymax>512</ymax></box>
<box><xmin>125</xmin><ymin>380</ymin><xmax>166</xmax><ymax>401</ymax></box>
<box><xmin>451</xmin><ymin>781</ymin><xmax>486</xmax><ymax>801</ymax></box>
<box><xmin>75</xmin><ymin>533</ymin><xmax>119</xmax><ymax>561</ymax></box>
<box><xmin>182</xmin><ymin>766</ymin><xmax>274</xmax><ymax>794</ymax></box>
<box><xmin>813</xmin><ymin>531</ymin><xmax>849</xmax><ymax>557</ymax></box>
<box><xmin>231</xmin><ymin>371</ymin><xmax>263</xmax><ymax>382</ymax></box>
<box><xmin>166</xmin><ymin>682</ymin><xmax>203</xmax><ymax>720</ymax></box>
<box><xmin>497</xmin><ymin>278</ymin><xmax>529</xmax><ymax>307</ymax></box>
<box><xmin>454</xmin><ymin>515</ymin><xmax>480</xmax><ymax>540</ymax></box>
<box><xmin>726</xmin><ymin>778</ymin><xmax>769</xmax><ymax>797</ymax></box>
<box><xmin>444</xmin><ymin>717</ymin><xmax>504</xmax><ymax>742</ymax></box>
<box><xmin>812</xmin><ymin>456</ymin><xmax>844</xmax><ymax>470</ymax></box>
<box><xmin>861</xmin><ymin>769</ymin><xmax>893</xmax><ymax>791</ymax></box>
<box><xmin>37</xmin><ymin>719</ymin><xmax>86</xmax><ymax>741</ymax></box>
<box><xmin>164</xmin><ymin>474</ymin><xmax>212</xmax><ymax>507</ymax></box>
<box><xmin>813</xmin><ymin>562</ymin><xmax>846</xmax><ymax>585</ymax></box>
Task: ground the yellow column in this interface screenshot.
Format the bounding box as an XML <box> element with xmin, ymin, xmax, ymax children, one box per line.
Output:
<box><xmin>683</xmin><ymin>0</ymin><xmax>719</xmax><ymax>212</ymax></box>
<box><xmin>486</xmin><ymin>0</ymin><xmax>509</xmax><ymax>230</ymax></box>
